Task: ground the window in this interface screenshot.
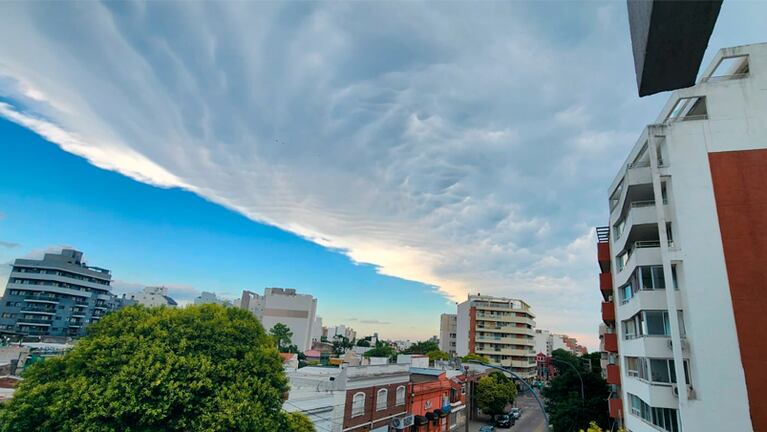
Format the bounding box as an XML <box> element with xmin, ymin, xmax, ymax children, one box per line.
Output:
<box><xmin>351</xmin><ymin>392</ymin><xmax>365</xmax><ymax>417</ymax></box>
<box><xmin>395</xmin><ymin>386</ymin><xmax>406</xmax><ymax>406</ymax></box>
<box><xmin>619</xmin><ymin>283</ymin><xmax>633</xmax><ymax>304</ymax></box>
<box><xmin>645</xmin><ymin>311</ymin><xmax>669</xmax><ymax>336</ymax></box>
<box><xmin>630</xmin><ymin>393</ymin><xmax>680</xmax><ymax>432</ymax></box>
<box><xmin>639</xmin><ymin>266</ymin><xmax>665</xmax><ymax>289</ymax></box>
<box><xmin>650</xmin><ymin>359</ymin><xmax>672</xmax><ymax>383</ymax></box>
<box><xmin>665</xmin><ymin>96</ymin><xmax>707</xmax><ymax>123</ymax></box>
<box><xmin>376</xmin><ymin>388</ymin><xmax>388</xmax><ymax>411</ymax></box>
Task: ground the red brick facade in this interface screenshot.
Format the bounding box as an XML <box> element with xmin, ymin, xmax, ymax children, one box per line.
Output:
<box><xmin>343</xmin><ymin>382</ymin><xmax>410</xmax><ymax>431</ymax></box>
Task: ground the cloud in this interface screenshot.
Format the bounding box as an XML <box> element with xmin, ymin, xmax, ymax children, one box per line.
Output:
<box><xmin>0</xmin><ymin>241</ymin><xmax>19</xmax><ymax>249</ymax></box>
<box><xmin>1</xmin><ymin>2</ymin><xmax>759</xmax><ymax>349</ymax></box>
<box><xmin>348</xmin><ymin>318</ymin><xmax>391</xmax><ymax>325</ymax></box>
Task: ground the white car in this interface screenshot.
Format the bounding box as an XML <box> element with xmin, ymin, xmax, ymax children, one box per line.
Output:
<box><xmin>510</xmin><ymin>408</ymin><xmax>521</xmax><ymax>419</ymax></box>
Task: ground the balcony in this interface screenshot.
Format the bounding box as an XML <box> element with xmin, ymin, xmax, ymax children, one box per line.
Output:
<box><xmin>20</xmin><ymin>306</ymin><xmax>56</xmax><ymax>315</ymax></box>
<box><xmin>607</xmin><ymin>364</ymin><xmax>621</xmax><ymax>385</ymax></box>
<box><xmin>599</xmin><ymin>273</ymin><xmax>613</xmax><ymax>300</ymax></box>
<box><xmin>602</xmin><ymin>302</ymin><xmax>616</xmax><ymax>323</ymax></box>
<box><xmin>608</xmin><ymin>398</ymin><xmax>623</xmax><ymax>419</ymax></box>
<box><xmin>604</xmin><ymin>333</ymin><xmax>618</xmax><ymax>353</ymax></box>
<box><xmin>597</xmin><ymin>243</ymin><xmax>611</xmax><ymax>273</ymax></box>
<box><xmin>17</xmin><ymin>317</ymin><xmax>53</xmax><ymax>326</ymax></box>
<box><xmin>615</xmin><ymin>243</ymin><xmax>662</xmax><ymax>287</ymax></box>
<box><xmin>23</xmin><ymin>294</ymin><xmax>59</xmax><ymax>304</ymax></box>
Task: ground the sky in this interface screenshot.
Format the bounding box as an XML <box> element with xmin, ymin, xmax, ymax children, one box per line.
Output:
<box><xmin>0</xmin><ymin>1</ymin><xmax>765</xmax><ymax>350</ymax></box>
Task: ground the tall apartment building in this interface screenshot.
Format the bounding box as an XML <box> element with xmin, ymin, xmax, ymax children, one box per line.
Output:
<box><xmin>0</xmin><ymin>249</ymin><xmax>116</xmax><ymax>338</ymax></box>
<box><xmin>533</xmin><ymin>329</ymin><xmax>551</xmax><ymax>356</ymax></box>
<box><xmin>438</xmin><ymin>313</ymin><xmax>457</xmax><ymax>356</ymax></box>
<box><xmin>239</xmin><ymin>287</ymin><xmax>319</xmax><ymax>351</ymax></box>
<box><xmin>456</xmin><ymin>294</ymin><xmax>536</xmax><ymax>378</ymax></box>
<box><xmin>598</xmin><ymin>44</ymin><xmax>767</xmax><ymax>432</ymax></box>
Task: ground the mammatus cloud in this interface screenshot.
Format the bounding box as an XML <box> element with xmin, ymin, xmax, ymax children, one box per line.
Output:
<box><xmin>0</xmin><ymin>2</ymin><xmax>697</xmax><ymax>348</ymax></box>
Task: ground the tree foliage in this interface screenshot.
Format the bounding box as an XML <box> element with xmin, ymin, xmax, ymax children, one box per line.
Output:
<box><xmin>403</xmin><ymin>340</ymin><xmax>439</xmax><ymax>354</ymax></box>
<box><xmin>426</xmin><ymin>350</ymin><xmax>449</xmax><ymax>362</ymax></box>
<box><xmin>578</xmin><ymin>421</ymin><xmax>626</xmax><ymax>432</ymax></box>
<box><xmin>363</xmin><ymin>341</ymin><xmax>394</xmax><ymax>358</ymax></box>
<box><xmin>355</xmin><ymin>339</ymin><xmax>371</xmax><ymax>347</ymax></box>
<box><xmin>0</xmin><ymin>305</ymin><xmax>314</xmax><ymax>432</ymax></box>
<box><xmin>461</xmin><ymin>353</ymin><xmax>490</xmax><ymax>364</ymax></box>
<box><xmin>541</xmin><ymin>349</ymin><xmax>610</xmax><ymax>432</ymax></box>
<box><xmin>475</xmin><ymin>372</ymin><xmax>517</xmax><ymax>418</ymax></box>
<box><xmin>269</xmin><ymin>323</ymin><xmax>294</xmax><ymax>352</ymax></box>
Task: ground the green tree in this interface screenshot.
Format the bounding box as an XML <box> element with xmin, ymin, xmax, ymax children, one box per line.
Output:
<box><xmin>578</xmin><ymin>421</ymin><xmax>626</xmax><ymax>432</ymax></box>
<box><xmin>541</xmin><ymin>349</ymin><xmax>610</xmax><ymax>432</ymax></box>
<box><xmin>403</xmin><ymin>340</ymin><xmax>439</xmax><ymax>354</ymax></box>
<box><xmin>269</xmin><ymin>323</ymin><xmax>294</xmax><ymax>352</ymax></box>
<box><xmin>363</xmin><ymin>341</ymin><xmax>394</xmax><ymax>358</ymax></box>
<box><xmin>355</xmin><ymin>339</ymin><xmax>371</xmax><ymax>347</ymax></box>
<box><xmin>426</xmin><ymin>350</ymin><xmax>449</xmax><ymax>362</ymax></box>
<box><xmin>0</xmin><ymin>304</ymin><xmax>314</xmax><ymax>432</ymax></box>
<box><xmin>461</xmin><ymin>353</ymin><xmax>490</xmax><ymax>364</ymax></box>
<box><xmin>475</xmin><ymin>372</ymin><xmax>518</xmax><ymax>419</ymax></box>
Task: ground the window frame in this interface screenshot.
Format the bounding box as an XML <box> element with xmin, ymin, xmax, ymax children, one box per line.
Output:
<box><xmin>376</xmin><ymin>388</ymin><xmax>388</xmax><ymax>411</ymax></box>
<box><xmin>351</xmin><ymin>392</ymin><xmax>366</xmax><ymax>418</ymax></box>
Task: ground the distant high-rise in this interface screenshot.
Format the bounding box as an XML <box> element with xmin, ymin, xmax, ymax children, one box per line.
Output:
<box><xmin>0</xmin><ymin>249</ymin><xmax>116</xmax><ymax>338</ymax></box>
<box><xmin>128</xmin><ymin>286</ymin><xmax>177</xmax><ymax>308</ymax></box>
<box><xmin>456</xmin><ymin>293</ymin><xmax>536</xmax><ymax>378</ymax></box>
<box><xmin>239</xmin><ymin>287</ymin><xmax>318</xmax><ymax>351</ymax></box>
<box><xmin>439</xmin><ymin>313</ymin><xmax>457</xmax><ymax>356</ymax></box>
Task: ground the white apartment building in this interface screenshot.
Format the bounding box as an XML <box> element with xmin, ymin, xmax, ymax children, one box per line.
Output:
<box><xmin>239</xmin><ymin>288</ymin><xmax>318</xmax><ymax>351</ymax></box>
<box><xmin>194</xmin><ymin>291</ymin><xmax>232</xmax><ymax>307</ymax></box>
<box><xmin>533</xmin><ymin>329</ymin><xmax>551</xmax><ymax>356</ymax></box>
<box><xmin>599</xmin><ymin>43</ymin><xmax>767</xmax><ymax>432</ymax></box>
<box><xmin>438</xmin><ymin>313</ymin><xmax>457</xmax><ymax>356</ymax></box>
<box><xmin>128</xmin><ymin>286</ymin><xmax>177</xmax><ymax>308</ymax></box>
<box><xmin>456</xmin><ymin>294</ymin><xmax>536</xmax><ymax>379</ymax></box>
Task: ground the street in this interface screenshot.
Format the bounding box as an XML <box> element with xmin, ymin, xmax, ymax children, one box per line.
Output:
<box><xmin>467</xmin><ymin>391</ymin><xmax>547</xmax><ymax>432</ymax></box>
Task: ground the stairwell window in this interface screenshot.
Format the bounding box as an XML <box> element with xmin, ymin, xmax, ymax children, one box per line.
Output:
<box><xmin>351</xmin><ymin>392</ymin><xmax>365</xmax><ymax>417</ymax></box>
<box><xmin>376</xmin><ymin>388</ymin><xmax>388</xmax><ymax>411</ymax></box>
<box><xmin>395</xmin><ymin>386</ymin><xmax>406</xmax><ymax>406</ymax></box>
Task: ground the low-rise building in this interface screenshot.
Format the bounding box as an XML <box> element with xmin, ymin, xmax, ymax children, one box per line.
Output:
<box><xmin>284</xmin><ymin>364</ymin><xmax>412</xmax><ymax>432</ymax></box>
<box><xmin>409</xmin><ymin>368</ymin><xmax>466</xmax><ymax>431</ymax></box>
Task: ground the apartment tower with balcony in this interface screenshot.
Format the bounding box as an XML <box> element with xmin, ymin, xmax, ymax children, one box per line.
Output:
<box><xmin>599</xmin><ymin>43</ymin><xmax>767</xmax><ymax>432</ymax></box>
<box><xmin>456</xmin><ymin>294</ymin><xmax>536</xmax><ymax>378</ymax></box>
<box><xmin>0</xmin><ymin>249</ymin><xmax>115</xmax><ymax>338</ymax></box>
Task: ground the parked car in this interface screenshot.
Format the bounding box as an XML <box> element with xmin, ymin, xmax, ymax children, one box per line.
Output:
<box><xmin>494</xmin><ymin>414</ymin><xmax>514</xmax><ymax>428</ymax></box>
<box><xmin>510</xmin><ymin>408</ymin><xmax>521</xmax><ymax>420</ymax></box>
<box><xmin>479</xmin><ymin>425</ymin><xmax>495</xmax><ymax>432</ymax></box>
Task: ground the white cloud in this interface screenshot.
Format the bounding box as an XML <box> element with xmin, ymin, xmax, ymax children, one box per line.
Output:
<box><xmin>1</xmin><ymin>2</ymin><xmax>760</xmax><ymax>349</ymax></box>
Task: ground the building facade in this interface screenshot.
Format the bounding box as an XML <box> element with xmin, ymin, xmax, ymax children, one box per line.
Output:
<box><xmin>127</xmin><ymin>286</ymin><xmax>177</xmax><ymax>308</ymax></box>
<box><xmin>0</xmin><ymin>249</ymin><xmax>116</xmax><ymax>338</ymax></box>
<box><xmin>438</xmin><ymin>313</ymin><xmax>457</xmax><ymax>357</ymax></box>
<box><xmin>599</xmin><ymin>44</ymin><xmax>767</xmax><ymax>432</ymax></box>
<box><xmin>239</xmin><ymin>288</ymin><xmax>319</xmax><ymax>351</ymax></box>
<box><xmin>409</xmin><ymin>368</ymin><xmax>466</xmax><ymax>431</ymax></box>
<box><xmin>456</xmin><ymin>294</ymin><xmax>536</xmax><ymax>378</ymax></box>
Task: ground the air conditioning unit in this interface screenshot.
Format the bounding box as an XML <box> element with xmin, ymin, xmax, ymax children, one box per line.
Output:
<box><xmin>671</xmin><ymin>384</ymin><xmax>696</xmax><ymax>399</ymax></box>
<box><xmin>671</xmin><ymin>384</ymin><xmax>679</xmax><ymax>398</ymax></box>
<box><xmin>392</xmin><ymin>415</ymin><xmax>415</xmax><ymax>429</ymax></box>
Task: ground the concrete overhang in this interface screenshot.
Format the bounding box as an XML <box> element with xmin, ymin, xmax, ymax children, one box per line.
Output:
<box><xmin>627</xmin><ymin>0</ymin><xmax>723</xmax><ymax>96</ymax></box>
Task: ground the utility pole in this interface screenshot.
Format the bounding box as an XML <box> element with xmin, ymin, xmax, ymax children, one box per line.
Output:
<box><xmin>464</xmin><ymin>365</ymin><xmax>471</xmax><ymax>432</ymax></box>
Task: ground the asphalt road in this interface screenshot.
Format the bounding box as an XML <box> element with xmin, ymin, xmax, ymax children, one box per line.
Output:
<box><xmin>467</xmin><ymin>391</ymin><xmax>547</xmax><ymax>432</ymax></box>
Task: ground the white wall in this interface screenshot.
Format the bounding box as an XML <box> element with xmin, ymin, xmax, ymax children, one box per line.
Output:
<box><xmin>456</xmin><ymin>300</ymin><xmax>470</xmax><ymax>357</ymax></box>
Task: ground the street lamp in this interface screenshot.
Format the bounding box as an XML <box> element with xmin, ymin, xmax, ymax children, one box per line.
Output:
<box><xmin>549</xmin><ymin>357</ymin><xmax>585</xmax><ymax>401</ymax></box>
<box><xmin>464</xmin><ymin>361</ymin><xmax>550</xmax><ymax>426</ymax></box>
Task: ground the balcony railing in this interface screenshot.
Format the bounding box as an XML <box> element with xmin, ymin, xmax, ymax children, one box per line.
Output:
<box><xmin>23</xmin><ymin>294</ymin><xmax>59</xmax><ymax>303</ymax></box>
